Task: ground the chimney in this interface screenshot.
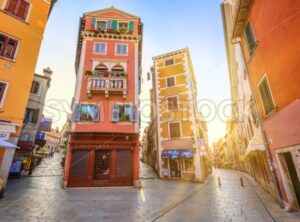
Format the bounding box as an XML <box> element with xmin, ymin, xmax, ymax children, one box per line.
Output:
<box><xmin>43</xmin><ymin>67</ymin><xmax>53</xmax><ymax>79</ymax></box>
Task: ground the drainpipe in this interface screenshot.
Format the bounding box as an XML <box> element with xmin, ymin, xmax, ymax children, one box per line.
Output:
<box><xmin>235</xmin><ymin>41</ymin><xmax>284</xmax><ymax>208</ymax></box>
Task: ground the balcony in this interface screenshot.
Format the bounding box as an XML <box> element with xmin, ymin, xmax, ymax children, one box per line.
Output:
<box><xmin>87</xmin><ymin>76</ymin><xmax>127</xmax><ymax>99</ymax></box>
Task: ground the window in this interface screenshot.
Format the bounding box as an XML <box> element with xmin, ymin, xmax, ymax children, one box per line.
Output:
<box><xmin>184</xmin><ymin>158</ymin><xmax>194</xmax><ymax>171</ymax></box>
<box><xmin>94</xmin><ymin>64</ymin><xmax>108</xmax><ymax>76</ymax></box>
<box><xmin>97</xmin><ymin>21</ymin><xmax>107</xmax><ymax>30</ymax></box>
<box><xmin>167</xmin><ymin>96</ymin><xmax>179</xmax><ymax>110</ymax></box>
<box><xmin>30</xmin><ymin>80</ymin><xmax>40</xmax><ymax>94</ymax></box>
<box><xmin>0</xmin><ymin>82</ymin><xmax>8</xmax><ymax>108</ymax></box>
<box><xmin>118</xmin><ymin>22</ymin><xmax>128</xmax><ymax>30</ymax></box>
<box><xmin>147</xmin><ymin>72</ymin><xmax>150</xmax><ymax>81</ymax></box>
<box><xmin>5</xmin><ymin>0</ymin><xmax>30</xmax><ymax>21</ymax></box>
<box><xmin>258</xmin><ymin>77</ymin><xmax>275</xmax><ymax>115</ymax></box>
<box><xmin>24</xmin><ymin>108</ymin><xmax>39</xmax><ymax>124</ymax></box>
<box><xmin>94</xmin><ymin>43</ymin><xmax>106</xmax><ymax>54</ymax></box>
<box><xmin>165</xmin><ymin>59</ymin><xmax>174</xmax><ymax>66</ymax></box>
<box><xmin>250</xmin><ymin>97</ymin><xmax>258</xmax><ymax>126</ymax></box>
<box><xmin>244</xmin><ymin>22</ymin><xmax>257</xmax><ymax>55</ymax></box>
<box><xmin>112</xmin><ymin>104</ymin><xmax>137</xmax><ymax>122</ymax></box>
<box><xmin>80</xmin><ymin>104</ymin><xmax>99</xmax><ymax>122</ymax></box>
<box><xmin>73</xmin><ymin>104</ymin><xmax>100</xmax><ymax>122</ymax></box>
<box><xmin>167</xmin><ymin>77</ymin><xmax>175</xmax><ymax>87</ymax></box>
<box><xmin>0</xmin><ymin>33</ymin><xmax>19</xmax><ymax>60</ymax></box>
<box><xmin>116</xmin><ymin>44</ymin><xmax>128</xmax><ymax>55</ymax></box>
<box><xmin>169</xmin><ymin>122</ymin><xmax>181</xmax><ymax>139</ymax></box>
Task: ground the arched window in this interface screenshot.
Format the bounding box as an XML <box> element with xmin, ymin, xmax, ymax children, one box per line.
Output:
<box><xmin>94</xmin><ymin>64</ymin><xmax>108</xmax><ymax>76</ymax></box>
<box><xmin>111</xmin><ymin>65</ymin><xmax>125</xmax><ymax>77</ymax></box>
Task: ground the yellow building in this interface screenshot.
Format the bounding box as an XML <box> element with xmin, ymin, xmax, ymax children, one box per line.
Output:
<box><xmin>0</xmin><ymin>0</ymin><xmax>56</xmax><ymax>191</ymax></box>
<box><xmin>152</xmin><ymin>48</ymin><xmax>207</xmax><ymax>182</ymax></box>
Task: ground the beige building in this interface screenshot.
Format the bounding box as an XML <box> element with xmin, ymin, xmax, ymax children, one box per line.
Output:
<box><xmin>152</xmin><ymin>48</ymin><xmax>208</xmax><ymax>182</ymax></box>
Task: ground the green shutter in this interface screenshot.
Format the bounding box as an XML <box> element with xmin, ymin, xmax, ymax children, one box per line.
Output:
<box><xmin>129</xmin><ymin>22</ymin><xmax>134</xmax><ymax>31</ymax></box>
<box><xmin>112</xmin><ymin>20</ymin><xmax>118</xmax><ymax>30</ymax></box>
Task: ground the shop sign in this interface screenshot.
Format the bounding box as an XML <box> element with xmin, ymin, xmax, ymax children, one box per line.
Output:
<box><xmin>0</xmin><ymin>131</ymin><xmax>10</xmax><ymax>140</ymax></box>
<box><xmin>36</xmin><ymin>132</ymin><xmax>46</xmax><ymax>140</ymax></box>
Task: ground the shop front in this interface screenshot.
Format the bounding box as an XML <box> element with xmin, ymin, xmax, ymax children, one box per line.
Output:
<box><xmin>65</xmin><ymin>133</ymin><xmax>139</xmax><ymax>188</ymax></box>
<box><xmin>161</xmin><ymin>149</ymin><xmax>195</xmax><ymax>181</ymax></box>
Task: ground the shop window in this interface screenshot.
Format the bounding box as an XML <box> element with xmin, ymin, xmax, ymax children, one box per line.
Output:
<box><xmin>258</xmin><ymin>76</ymin><xmax>275</xmax><ymax>115</ymax></box>
<box><xmin>167</xmin><ymin>96</ymin><xmax>179</xmax><ymax>110</ymax></box>
<box><xmin>70</xmin><ymin>150</ymin><xmax>88</xmax><ymax>176</ymax></box>
<box><xmin>166</xmin><ymin>77</ymin><xmax>175</xmax><ymax>87</ymax></box>
<box><xmin>165</xmin><ymin>59</ymin><xmax>174</xmax><ymax>66</ymax></box>
<box><xmin>244</xmin><ymin>22</ymin><xmax>257</xmax><ymax>55</ymax></box>
<box><xmin>30</xmin><ymin>80</ymin><xmax>40</xmax><ymax>94</ymax></box>
<box><xmin>112</xmin><ymin>104</ymin><xmax>137</xmax><ymax>122</ymax></box>
<box><xmin>184</xmin><ymin>158</ymin><xmax>194</xmax><ymax>171</ymax></box>
<box><xmin>24</xmin><ymin>108</ymin><xmax>39</xmax><ymax>124</ymax></box>
<box><xmin>169</xmin><ymin>122</ymin><xmax>181</xmax><ymax>139</ymax></box>
<box><xmin>5</xmin><ymin>0</ymin><xmax>30</xmax><ymax>21</ymax></box>
<box><xmin>0</xmin><ymin>33</ymin><xmax>19</xmax><ymax>60</ymax></box>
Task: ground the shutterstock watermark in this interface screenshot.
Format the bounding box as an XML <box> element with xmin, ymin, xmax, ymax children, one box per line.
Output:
<box><xmin>43</xmin><ymin>98</ymin><xmax>257</xmax><ymax>125</ymax></box>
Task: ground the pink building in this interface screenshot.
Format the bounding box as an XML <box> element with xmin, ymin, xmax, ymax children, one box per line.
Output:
<box><xmin>63</xmin><ymin>7</ymin><xmax>143</xmax><ymax>187</ymax></box>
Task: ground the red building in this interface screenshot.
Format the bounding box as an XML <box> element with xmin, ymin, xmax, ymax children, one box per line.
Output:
<box><xmin>63</xmin><ymin>7</ymin><xmax>143</xmax><ymax>187</ymax></box>
<box><xmin>232</xmin><ymin>0</ymin><xmax>300</xmax><ymax>209</ymax></box>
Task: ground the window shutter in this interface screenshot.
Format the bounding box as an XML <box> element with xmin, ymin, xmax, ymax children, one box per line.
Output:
<box><xmin>33</xmin><ymin>109</ymin><xmax>40</xmax><ymax>124</ymax></box>
<box><xmin>16</xmin><ymin>0</ymin><xmax>29</xmax><ymax>20</ymax></box>
<box><xmin>128</xmin><ymin>22</ymin><xmax>134</xmax><ymax>31</ymax></box>
<box><xmin>73</xmin><ymin>103</ymin><xmax>81</xmax><ymax>122</ymax></box>
<box><xmin>112</xmin><ymin>104</ymin><xmax>120</xmax><ymax>122</ymax></box>
<box><xmin>5</xmin><ymin>0</ymin><xmax>18</xmax><ymax>14</ymax></box>
<box><xmin>107</xmin><ymin>20</ymin><xmax>113</xmax><ymax>29</ymax></box>
<box><xmin>131</xmin><ymin>105</ymin><xmax>137</xmax><ymax>122</ymax></box>
<box><xmin>91</xmin><ymin>17</ymin><xmax>96</xmax><ymax>29</ymax></box>
<box><xmin>93</xmin><ymin>105</ymin><xmax>100</xmax><ymax>122</ymax></box>
<box><xmin>112</xmin><ymin>20</ymin><xmax>118</xmax><ymax>30</ymax></box>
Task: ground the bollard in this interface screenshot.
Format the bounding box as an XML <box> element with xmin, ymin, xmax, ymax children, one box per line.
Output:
<box><xmin>240</xmin><ymin>178</ymin><xmax>244</xmax><ymax>187</ymax></box>
<box><xmin>218</xmin><ymin>177</ymin><xmax>221</xmax><ymax>187</ymax></box>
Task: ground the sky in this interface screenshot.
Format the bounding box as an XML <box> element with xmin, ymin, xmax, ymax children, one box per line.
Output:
<box><xmin>35</xmin><ymin>0</ymin><xmax>231</xmax><ymax>144</ymax></box>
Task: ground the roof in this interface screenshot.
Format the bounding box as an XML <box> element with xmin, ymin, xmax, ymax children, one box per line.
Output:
<box><xmin>84</xmin><ymin>6</ymin><xmax>140</xmax><ymax>20</ymax></box>
<box><xmin>152</xmin><ymin>48</ymin><xmax>189</xmax><ymax>60</ymax></box>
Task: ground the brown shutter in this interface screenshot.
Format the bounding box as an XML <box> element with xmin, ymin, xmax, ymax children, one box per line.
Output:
<box><xmin>116</xmin><ymin>150</ymin><xmax>132</xmax><ymax>176</ymax></box>
<box><xmin>33</xmin><ymin>109</ymin><xmax>39</xmax><ymax>123</ymax></box>
<box><xmin>70</xmin><ymin>150</ymin><xmax>88</xmax><ymax>176</ymax></box>
<box><xmin>16</xmin><ymin>0</ymin><xmax>29</xmax><ymax>20</ymax></box>
<box><xmin>5</xmin><ymin>0</ymin><xmax>18</xmax><ymax>14</ymax></box>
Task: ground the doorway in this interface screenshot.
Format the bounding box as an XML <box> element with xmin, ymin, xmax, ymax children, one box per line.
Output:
<box><xmin>94</xmin><ymin>150</ymin><xmax>111</xmax><ymax>182</ymax></box>
<box><xmin>284</xmin><ymin>152</ymin><xmax>300</xmax><ymax>206</ymax></box>
<box><xmin>170</xmin><ymin>158</ymin><xmax>181</xmax><ymax>178</ymax></box>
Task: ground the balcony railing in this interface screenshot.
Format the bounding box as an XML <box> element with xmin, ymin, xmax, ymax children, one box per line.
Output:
<box><xmin>87</xmin><ymin>77</ymin><xmax>127</xmax><ymax>99</ymax></box>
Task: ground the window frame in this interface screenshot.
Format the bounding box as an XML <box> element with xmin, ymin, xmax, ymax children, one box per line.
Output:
<box><xmin>96</xmin><ymin>20</ymin><xmax>107</xmax><ymax>30</ymax></box>
<box><xmin>0</xmin><ymin>32</ymin><xmax>20</xmax><ymax>61</ymax></box>
<box><xmin>244</xmin><ymin>21</ymin><xmax>257</xmax><ymax>55</ymax></box>
<box><xmin>167</xmin><ymin>95</ymin><xmax>179</xmax><ymax>111</ymax></box>
<box><xmin>169</xmin><ymin>121</ymin><xmax>181</xmax><ymax>139</ymax></box>
<box><xmin>115</xmin><ymin>43</ymin><xmax>128</xmax><ymax>56</ymax></box>
<box><xmin>94</xmin><ymin>42</ymin><xmax>107</xmax><ymax>54</ymax></box>
<box><xmin>165</xmin><ymin>59</ymin><xmax>175</xmax><ymax>67</ymax></box>
<box><xmin>258</xmin><ymin>75</ymin><xmax>276</xmax><ymax>116</ymax></box>
<box><xmin>3</xmin><ymin>0</ymin><xmax>31</xmax><ymax>22</ymax></box>
<box><xmin>166</xmin><ymin>76</ymin><xmax>176</xmax><ymax>87</ymax></box>
<box><xmin>30</xmin><ymin>80</ymin><xmax>41</xmax><ymax>95</ymax></box>
<box><xmin>0</xmin><ymin>81</ymin><xmax>9</xmax><ymax>109</ymax></box>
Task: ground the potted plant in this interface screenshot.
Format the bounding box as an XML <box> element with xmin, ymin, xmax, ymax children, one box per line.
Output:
<box><xmin>104</xmin><ymin>71</ymin><xmax>109</xmax><ymax>77</ymax></box>
<box><xmin>85</xmin><ymin>70</ymin><xmax>93</xmax><ymax>77</ymax></box>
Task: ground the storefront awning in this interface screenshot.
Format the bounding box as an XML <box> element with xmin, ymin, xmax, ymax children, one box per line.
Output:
<box><xmin>0</xmin><ymin>139</ymin><xmax>18</xmax><ymax>149</ymax></box>
<box><xmin>161</xmin><ymin>149</ymin><xmax>194</xmax><ymax>159</ymax></box>
<box><xmin>245</xmin><ymin>134</ymin><xmax>265</xmax><ymax>157</ymax></box>
<box><xmin>17</xmin><ymin>140</ymin><xmax>34</xmax><ymax>151</ymax></box>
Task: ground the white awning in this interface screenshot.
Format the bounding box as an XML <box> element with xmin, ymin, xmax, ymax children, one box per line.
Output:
<box><xmin>245</xmin><ymin>133</ymin><xmax>266</xmax><ymax>157</ymax></box>
<box><xmin>0</xmin><ymin>122</ymin><xmax>18</xmax><ymax>133</ymax></box>
<box><xmin>0</xmin><ymin>139</ymin><xmax>18</xmax><ymax>149</ymax></box>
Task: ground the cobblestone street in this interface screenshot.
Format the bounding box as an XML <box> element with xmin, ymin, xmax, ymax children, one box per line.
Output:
<box><xmin>0</xmin><ymin>154</ymin><xmax>299</xmax><ymax>222</ymax></box>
